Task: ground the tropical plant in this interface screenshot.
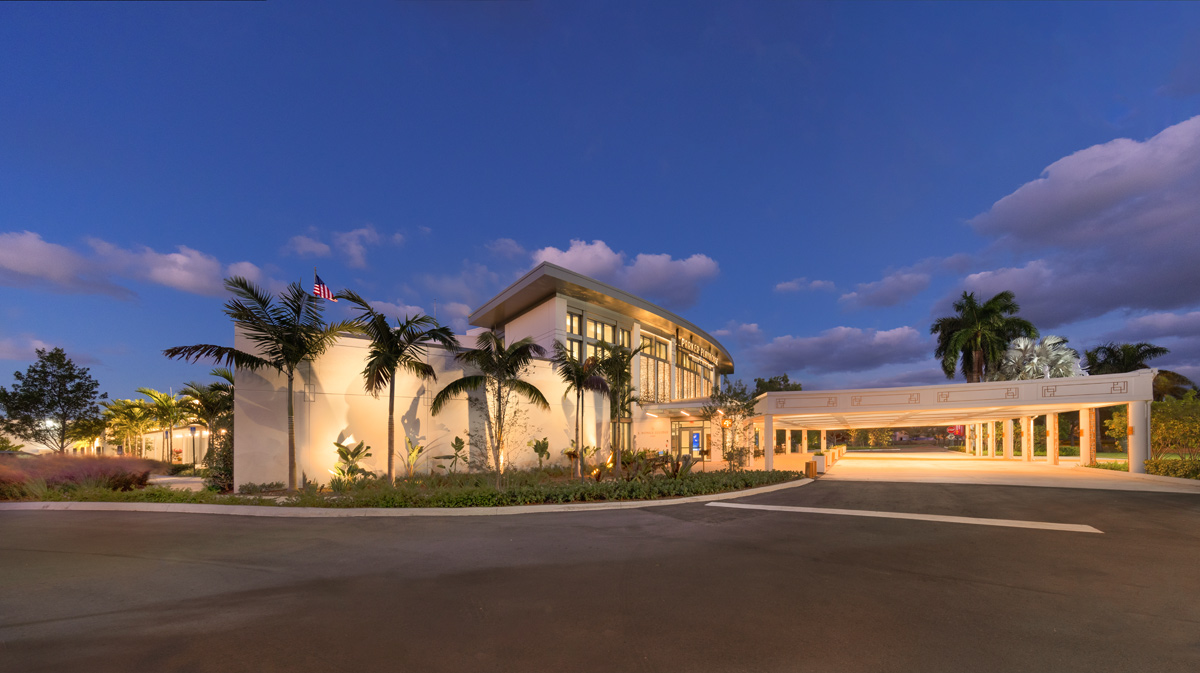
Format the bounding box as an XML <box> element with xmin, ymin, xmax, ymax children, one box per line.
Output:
<box><xmin>659</xmin><ymin>452</ymin><xmax>699</xmax><ymax>479</ymax></box>
<box><xmin>181</xmin><ymin>369</ymin><xmax>234</xmax><ymax>433</ymax></box>
<box><xmin>1153</xmin><ymin>369</ymin><xmax>1197</xmax><ymax>402</ymax></box>
<box><xmin>436</xmin><ymin>436</ymin><xmax>468</xmax><ymax>473</ymax></box>
<box><xmin>552</xmin><ymin>341</ymin><xmax>609</xmax><ymax>480</ymax></box>
<box><xmin>136</xmin><ymin>388</ymin><xmax>193</xmax><ymax>462</ymax></box>
<box><xmin>402</xmin><ymin>436</ymin><xmax>428</xmax><ymax>480</ymax></box>
<box><xmin>528</xmin><ymin>436</ymin><xmax>550</xmax><ymax>469</ymax></box>
<box><xmin>335</xmin><ymin>290</ymin><xmax>459</xmax><ymax>482</ymax></box>
<box><xmin>1106</xmin><ymin>391</ymin><xmax>1200</xmax><ymax>460</ymax></box>
<box><xmin>992</xmin><ymin>335</ymin><xmax>1084</xmax><ymax>380</ymax></box>
<box><xmin>595</xmin><ymin>341</ymin><xmax>643</xmax><ymax>480</ymax></box>
<box><xmin>330</xmin><ymin>440</ymin><xmax>375</xmax><ymax>480</ymax></box>
<box><xmin>430</xmin><ymin>330</ymin><xmax>549</xmax><ymax>488</ymax></box>
<box><xmin>102</xmin><ymin>399</ymin><xmax>155</xmax><ymax>457</ymax></box>
<box><xmin>0</xmin><ymin>347</ymin><xmax>106</xmax><ymax>454</ymax></box>
<box><xmin>931</xmin><ymin>291</ymin><xmax>1038</xmax><ymax>383</ymax></box>
<box><xmin>163</xmin><ymin>277</ymin><xmax>356</xmax><ymax>490</ymax></box>
<box><xmin>1084</xmin><ymin>342</ymin><xmax>1170</xmax><ymax>374</ymax></box>
<box><xmin>0</xmin><ymin>436</ymin><xmax>25</xmax><ymax>452</ymax></box>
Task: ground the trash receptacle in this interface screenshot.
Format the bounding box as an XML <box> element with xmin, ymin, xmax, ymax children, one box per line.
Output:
<box><xmin>805</xmin><ymin>460</ymin><xmax>818</xmax><ymax>479</ymax></box>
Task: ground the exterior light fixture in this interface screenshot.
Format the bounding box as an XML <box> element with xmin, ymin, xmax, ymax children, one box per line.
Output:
<box><xmin>646</xmin><ymin>412</ymin><xmax>658</xmax><ymax>418</ymax></box>
<box><xmin>717</xmin><ymin>409</ymin><xmax>725</xmax><ymax>415</ymax></box>
<box><xmin>681</xmin><ymin>410</ymin><xmax>690</xmax><ymax>416</ymax></box>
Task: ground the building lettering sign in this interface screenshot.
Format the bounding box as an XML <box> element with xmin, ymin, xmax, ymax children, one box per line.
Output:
<box><xmin>675</xmin><ymin>337</ymin><xmax>715</xmax><ymax>366</ymax></box>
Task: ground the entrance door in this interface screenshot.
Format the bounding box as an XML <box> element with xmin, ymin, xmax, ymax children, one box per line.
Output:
<box><xmin>678</xmin><ymin>427</ymin><xmax>706</xmax><ymax>460</ymax></box>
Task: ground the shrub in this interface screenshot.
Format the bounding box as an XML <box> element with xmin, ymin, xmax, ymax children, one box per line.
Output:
<box><xmin>238</xmin><ymin>481</ymin><xmax>285</xmax><ymax>494</ymax></box>
<box><xmin>283</xmin><ymin>470</ymin><xmax>801</xmax><ymax>509</ymax></box>
<box><xmin>1144</xmin><ymin>459</ymin><xmax>1200</xmax><ymax>480</ymax></box>
<box><xmin>0</xmin><ymin>455</ymin><xmax>155</xmax><ymax>500</ymax></box>
<box><xmin>1085</xmin><ymin>461</ymin><xmax>1128</xmax><ymax>472</ymax></box>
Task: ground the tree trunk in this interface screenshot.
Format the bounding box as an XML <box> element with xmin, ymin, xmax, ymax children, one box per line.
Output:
<box><xmin>575</xmin><ymin>390</ymin><xmax>584</xmax><ymax>480</ymax></box>
<box><xmin>287</xmin><ymin>370</ymin><xmax>296</xmax><ymax>491</ymax></box>
<box><xmin>387</xmin><ymin>376</ymin><xmax>396</xmax><ymax>483</ymax></box>
<box><xmin>970</xmin><ymin>349</ymin><xmax>984</xmax><ymax>383</ymax></box>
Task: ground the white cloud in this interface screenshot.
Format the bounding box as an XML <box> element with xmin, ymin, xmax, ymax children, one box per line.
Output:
<box><xmin>486</xmin><ymin>238</ymin><xmax>526</xmax><ymax>259</ymax></box>
<box><xmin>775</xmin><ymin>277</ymin><xmax>835</xmax><ymax>293</ymax></box>
<box><xmin>748</xmin><ymin>325</ymin><xmax>930</xmax><ymax>376</ymax></box>
<box><xmin>711</xmin><ymin>321</ymin><xmax>763</xmax><ymax>348</ymax></box>
<box><xmin>0</xmin><ymin>231</ymin><xmax>277</xmax><ymax>298</ymax></box>
<box><xmin>333</xmin><ymin>226</ymin><xmax>382</xmax><ymax>269</ymax></box>
<box><xmin>282</xmin><ymin>235</ymin><xmax>332</xmax><ymax>258</ymax></box>
<box><xmin>0</xmin><ymin>231</ymin><xmax>128</xmax><ymax>297</ymax></box>
<box><xmin>1119</xmin><ymin>311</ymin><xmax>1200</xmax><ymax>340</ymax></box>
<box><xmin>392</xmin><ymin>232</ymin><xmax>405</xmax><ymax>246</ymax></box>
<box><xmin>532</xmin><ymin>239</ymin><xmax>719</xmax><ymax>309</ymax></box>
<box><xmin>420</xmin><ymin>262</ymin><xmax>500</xmax><ymax>306</ymax></box>
<box><xmin>955</xmin><ymin>115</ymin><xmax>1200</xmax><ymax>327</ymax></box>
<box><xmin>839</xmin><ymin>271</ymin><xmax>931</xmax><ymax>309</ymax></box>
<box><xmin>0</xmin><ymin>335</ymin><xmax>54</xmax><ymax>361</ymax></box>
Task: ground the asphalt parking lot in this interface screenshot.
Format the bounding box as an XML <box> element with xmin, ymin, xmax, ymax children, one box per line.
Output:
<box><xmin>2</xmin><ymin>479</ymin><xmax>1199</xmax><ymax>673</ymax></box>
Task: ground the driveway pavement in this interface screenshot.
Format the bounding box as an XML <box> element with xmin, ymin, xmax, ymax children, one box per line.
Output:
<box><xmin>3</xmin><ymin>472</ymin><xmax>1200</xmax><ymax>673</ymax></box>
<box><xmin>826</xmin><ymin>448</ymin><xmax>1200</xmax><ymax>493</ymax></box>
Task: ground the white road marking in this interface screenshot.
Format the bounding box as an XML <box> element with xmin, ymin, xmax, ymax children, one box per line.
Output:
<box><xmin>707</xmin><ymin>502</ymin><xmax>1103</xmax><ymax>533</ymax></box>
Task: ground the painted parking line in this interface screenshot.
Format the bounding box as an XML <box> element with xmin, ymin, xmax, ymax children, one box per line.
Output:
<box><xmin>707</xmin><ymin>502</ymin><xmax>1103</xmax><ymax>533</ymax></box>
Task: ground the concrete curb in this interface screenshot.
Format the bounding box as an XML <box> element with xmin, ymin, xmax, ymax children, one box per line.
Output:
<box><xmin>0</xmin><ymin>477</ymin><xmax>812</xmax><ymax>518</ymax></box>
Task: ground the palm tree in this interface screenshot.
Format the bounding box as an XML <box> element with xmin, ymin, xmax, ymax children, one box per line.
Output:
<box><xmin>1084</xmin><ymin>342</ymin><xmax>1170</xmax><ymax>374</ymax></box>
<box><xmin>596</xmin><ymin>340</ymin><xmax>643</xmax><ymax>480</ymax></box>
<box><xmin>1153</xmin><ymin>369</ymin><xmax>1197</xmax><ymax>401</ymax></box>
<box><xmin>931</xmin><ymin>291</ymin><xmax>1038</xmax><ymax>383</ymax></box>
<box><xmin>102</xmin><ymin>399</ymin><xmax>155</xmax><ymax>457</ymax></box>
<box><xmin>992</xmin><ymin>335</ymin><xmax>1084</xmax><ymax>380</ymax></box>
<box><xmin>181</xmin><ymin>368</ymin><xmax>236</xmax><ymax>463</ymax></box>
<box><xmin>336</xmin><ymin>289</ymin><xmax>460</xmax><ymax>482</ymax></box>
<box><xmin>552</xmin><ymin>342</ymin><xmax>610</xmax><ymax>480</ymax></box>
<box><xmin>136</xmin><ymin>388</ymin><xmax>192</xmax><ymax>462</ymax></box>
<box><xmin>163</xmin><ymin>277</ymin><xmax>356</xmax><ymax>490</ymax></box>
<box><xmin>430</xmin><ymin>330</ymin><xmax>549</xmax><ymax>488</ymax></box>
<box><xmin>1085</xmin><ymin>342</ymin><xmax>1193</xmax><ymax>402</ymax></box>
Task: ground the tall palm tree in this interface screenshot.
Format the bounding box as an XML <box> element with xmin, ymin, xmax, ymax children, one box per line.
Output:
<box><xmin>136</xmin><ymin>388</ymin><xmax>192</xmax><ymax>462</ymax></box>
<box><xmin>336</xmin><ymin>289</ymin><xmax>460</xmax><ymax>482</ymax></box>
<box><xmin>552</xmin><ymin>342</ymin><xmax>610</xmax><ymax>480</ymax></box>
<box><xmin>102</xmin><ymin>399</ymin><xmax>155</xmax><ymax>457</ymax></box>
<box><xmin>430</xmin><ymin>330</ymin><xmax>549</xmax><ymax>488</ymax></box>
<box><xmin>596</xmin><ymin>340</ymin><xmax>643</xmax><ymax>480</ymax></box>
<box><xmin>181</xmin><ymin>368</ymin><xmax>236</xmax><ymax>463</ymax></box>
<box><xmin>992</xmin><ymin>335</ymin><xmax>1084</xmax><ymax>380</ymax></box>
<box><xmin>1153</xmin><ymin>369</ymin><xmax>1197</xmax><ymax>401</ymax></box>
<box><xmin>163</xmin><ymin>277</ymin><xmax>355</xmax><ymax>490</ymax></box>
<box><xmin>931</xmin><ymin>291</ymin><xmax>1038</xmax><ymax>383</ymax></box>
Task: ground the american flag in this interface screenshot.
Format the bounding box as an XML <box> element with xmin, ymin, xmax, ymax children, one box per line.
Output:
<box><xmin>313</xmin><ymin>273</ymin><xmax>336</xmax><ymax>301</ymax></box>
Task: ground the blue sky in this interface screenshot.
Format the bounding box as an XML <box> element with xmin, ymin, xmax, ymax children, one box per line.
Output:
<box><xmin>2</xmin><ymin>1</ymin><xmax>1200</xmax><ymax>397</ymax></box>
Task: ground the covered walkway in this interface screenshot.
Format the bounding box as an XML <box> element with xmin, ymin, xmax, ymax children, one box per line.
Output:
<box><xmin>821</xmin><ymin>448</ymin><xmax>1200</xmax><ymax>494</ymax></box>
<box><xmin>753</xmin><ymin>369</ymin><xmax>1158</xmax><ymax>473</ymax></box>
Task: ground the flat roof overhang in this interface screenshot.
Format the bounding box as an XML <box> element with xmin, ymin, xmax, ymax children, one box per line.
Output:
<box><xmin>469</xmin><ymin>262</ymin><xmax>734</xmax><ymax>374</ymax></box>
<box><xmin>749</xmin><ymin>370</ymin><xmax>1156</xmax><ymax>430</ymax></box>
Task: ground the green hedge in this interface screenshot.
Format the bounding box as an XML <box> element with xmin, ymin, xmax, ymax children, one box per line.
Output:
<box><xmin>1144</xmin><ymin>459</ymin><xmax>1200</xmax><ymax>480</ymax></box>
<box><xmin>286</xmin><ymin>471</ymin><xmax>802</xmax><ymax>508</ymax></box>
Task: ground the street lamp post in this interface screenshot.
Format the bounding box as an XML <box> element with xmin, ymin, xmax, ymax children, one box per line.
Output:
<box><xmin>189</xmin><ymin>425</ymin><xmax>198</xmax><ymax>466</ymax></box>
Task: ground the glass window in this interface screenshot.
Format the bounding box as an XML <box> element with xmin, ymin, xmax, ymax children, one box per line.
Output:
<box><xmin>566</xmin><ymin>313</ymin><xmax>582</xmax><ymax>336</ymax></box>
<box><xmin>619</xmin><ymin>329</ymin><xmax>630</xmax><ymax>347</ymax></box>
<box><xmin>566</xmin><ymin>339</ymin><xmax>582</xmax><ymax>360</ymax></box>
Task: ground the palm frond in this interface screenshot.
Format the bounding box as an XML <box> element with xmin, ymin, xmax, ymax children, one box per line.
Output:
<box><xmin>430</xmin><ymin>375</ymin><xmax>488</xmax><ymax>415</ymax></box>
<box><xmin>163</xmin><ymin>344</ymin><xmax>276</xmax><ymax>372</ymax></box>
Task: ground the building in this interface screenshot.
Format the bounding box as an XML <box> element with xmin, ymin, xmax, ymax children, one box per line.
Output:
<box><xmin>234</xmin><ymin>262</ymin><xmax>735</xmax><ymax>487</ymax></box>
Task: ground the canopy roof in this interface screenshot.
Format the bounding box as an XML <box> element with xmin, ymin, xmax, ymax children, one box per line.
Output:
<box><xmin>642</xmin><ymin>370</ymin><xmax>1156</xmax><ymax>430</ymax></box>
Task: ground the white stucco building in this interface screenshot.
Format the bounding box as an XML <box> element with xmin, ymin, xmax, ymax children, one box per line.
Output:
<box><xmin>234</xmin><ymin>262</ymin><xmax>734</xmax><ymax>487</ymax></box>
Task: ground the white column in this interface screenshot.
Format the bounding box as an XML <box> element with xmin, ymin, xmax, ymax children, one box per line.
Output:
<box><xmin>820</xmin><ymin>430</ymin><xmax>827</xmax><ymax>453</ymax></box>
<box><xmin>1003</xmin><ymin>419</ymin><xmax>1014</xmax><ymax>459</ymax></box>
<box><xmin>802</xmin><ymin>429</ymin><xmax>809</xmax><ymax>454</ymax></box>
<box><xmin>987</xmin><ymin>422</ymin><xmax>997</xmax><ymax>458</ymax></box>
<box><xmin>974</xmin><ymin>424</ymin><xmax>983</xmax><ymax>457</ymax></box>
<box><xmin>1021</xmin><ymin>416</ymin><xmax>1033</xmax><ymax>462</ymax></box>
<box><xmin>1128</xmin><ymin>400</ymin><xmax>1150</xmax><ymax>474</ymax></box>
<box><xmin>1047</xmin><ymin>413</ymin><xmax>1060</xmax><ymax>466</ymax></box>
<box><xmin>1079</xmin><ymin>409</ymin><xmax>1094</xmax><ymax>465</ymax></box>
<box><xmin>764</xmin><ymin>414</ymin><xmax>775</xmax><ymax>471</ymax></box>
